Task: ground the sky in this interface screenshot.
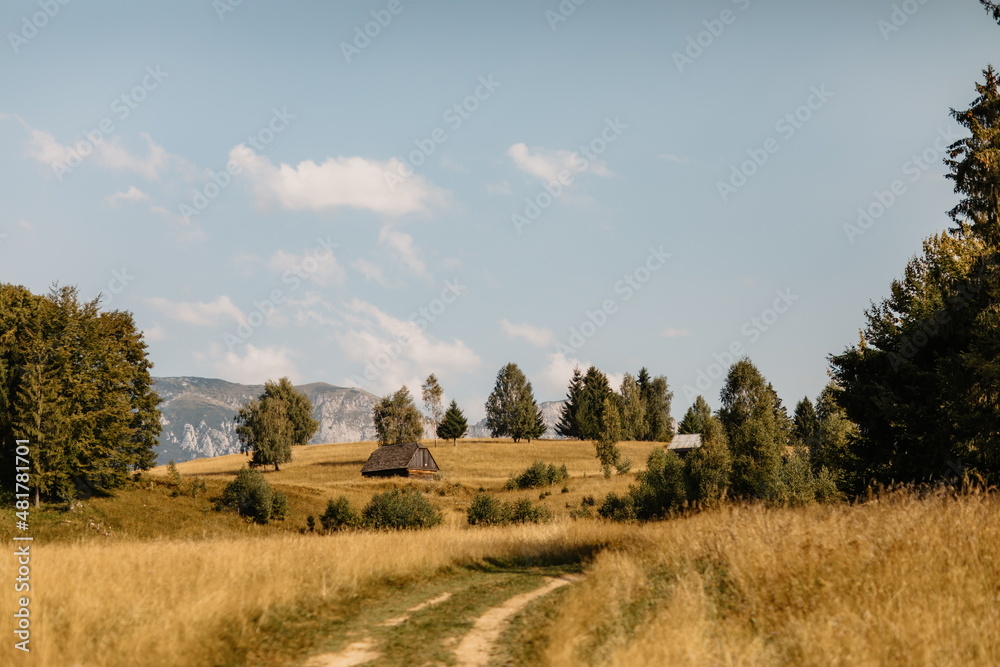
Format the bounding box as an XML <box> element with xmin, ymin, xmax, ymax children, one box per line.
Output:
<box><xmin>1</xmin><ymin>0</ymin><xmax>997</xmax><ymax>422</ymax></box>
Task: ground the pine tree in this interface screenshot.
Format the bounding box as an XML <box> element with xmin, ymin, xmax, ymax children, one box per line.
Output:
<box><xmin>421</xmin><ymin>374</ymin><xmax>444</xmax><ymax>445</ymax></box>
<box><xmin>577</xmin><ymin>366</ymin><xmax>614</xmax><ymax>440</ymax></box>
<box><xmin>792</xmin><ymin>397</ymin><xmax>820</xmax><ymax>449</ymax></box>
<box><xmin>618</xmin><ymin>373</ymin><xmax>646</xmax><ymax>441</ymax></box>
<box><xmin>555</xmin><ymin>367</ymin><xmax>583</xmax><ymax>439</ymax></box>
<box><xmin>812</xmin><ymin>382</ymin><xmax>860</xmax><ymax>492</ymax></box>
<box><xmin>372</xmin><ymin>386</ymin><xmax>424</xmax><ymax>446</ymax></box>
<box><xmin>437</xmin><ymin>400</ymin><xmax>468</xmax><ymax>445</ymax></box>
<box><xmin>485</xmin><ymin>363</ymin><xmax>545</xmax><ymax>443</ymax></box>
<box><xmin>678</xmin><ymin>395</ymin><xmax>712</xmax><ymax>434</ymax></box>
<box><xmin>643</xmin><ymin>375</ymin><xmax>675</xmax><ymax>442</ymax></box>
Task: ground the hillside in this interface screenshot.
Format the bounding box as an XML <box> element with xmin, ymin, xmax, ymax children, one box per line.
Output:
<box><xmin>153</xmin><ymin>376</ymin><xmax>567</xmax><ymax>465</ymax></box>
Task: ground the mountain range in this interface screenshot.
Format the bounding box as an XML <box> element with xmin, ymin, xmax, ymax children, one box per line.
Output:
<box><xmin>153</xmin><ymin>377</ymin><xmax>567</xmax><ymax>464</ymax></box>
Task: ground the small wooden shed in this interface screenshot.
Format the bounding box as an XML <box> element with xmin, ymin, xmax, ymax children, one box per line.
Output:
<box><xmin>361</xmin><ymin>442</ymin><xmax>439</xmax><ymax>478</ymax></box>
<box><xmin>667</xmin><ymin>433</ymin><xmax>703</xmax><ymax>453</ymax></box>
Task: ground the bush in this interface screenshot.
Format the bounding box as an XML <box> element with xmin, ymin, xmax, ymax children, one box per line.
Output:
<box><xmin>362</xmin><ymin>488</ymin><xmax>442</xmax><ymax>530</ymax></box>
<box><xmin>632</xmin><ymin>448</ymin><xmax>688</xmax><ymax>520</ymax></box>
<box><xmin>188</xmin><ymin>477</ymin><xmax>207</xmax><ymax>498</ymax></box>
<box><xmin>216</xmin><ymin>468</ymin><xmax>274</xmax><ymax>524</ymax></box>
<box><xmin>466</xmin><ymin>493</ymin><xmax>551</xmax><ymax>526</ymax></box>
<box><xmin>598</xmin><ymin>492</ymin><xmax>636</xmax><ymax>522</ymax></box>
<box><xmin>467</xmin><ymin>493</ymin><xmax>510</xmax><ymax>525</ymax></box>
<box><xmin>506</xmin><ymin>461</ymin><xmax>570</xmax><ymax>490</ymax></box>
<box><xmin>320</xmin><ymin>495</ymin><xmax>360</xmax><ymax>531</ymax></box>
<box><xmin>270</xmin><ymin>489</ymin><xmax>289</xmax><ymax>520</ymax></box>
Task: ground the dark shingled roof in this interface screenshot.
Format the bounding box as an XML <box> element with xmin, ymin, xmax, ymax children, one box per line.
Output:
<box><xmin>361</xmin><ymin>442</ymin><xmax>438</xmax><ymax>474</ymax></box>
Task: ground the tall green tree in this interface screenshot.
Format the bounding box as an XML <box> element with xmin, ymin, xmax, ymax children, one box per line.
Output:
<box><xmin>792</xmin><ymin>397</ymin><xmax>820</xmax><ymax>449</ymax></box>
<box><xmin>680</xmin><ymin>397</ymin><xmax>732</xmax><ymax>508</ymax></box>
<box><xmin>617</xmin><ymin>373</ymin><xmax>646</xmax><ymax>441</ymax></box>
<box><xmin>831</xmin><ymin>69</ymin><xmax>1000</xmax><ymax>486</ymax></box>
<box><xmin>812</xmin><ymin>382</ymin><xmax>860</xmax><ymax>492</ymax></box>
<box><xmin>236</xmin><ymin>377</ymin><xmax>318</xmax><ymax>471</ymax></box>
<box><xmin>373</xmin><ymin>386</ymin><xmax>424</xmax><ymax>446</ymax></box>
<box><xmin>718</xmin><ymin>358</ymin><xmax>788</xmax><ymax>500</ymax></box>
<box><xmin>642</xmin><ymin>375</ymin><xmax>675</xmax><ymax>442</ymax></box>
<box><xmin>555</xmin><ymin>367</ymin><xmax>583</xmax><ymax>439</ymax></box>
<box><xmin>577</xmin><ymin>366</ymin><xmax>615</xmax><ymax>440</ymax></box>
<box><xmin>0</xmin><ymin>284</ymin><xmax>161</xmax><ymax>501</ymax></box>
<box><xmin>485</xmin><ymin>363</ymin><xmax>545</xmax><ymax>443</ymax></box>
<box><xmin>437</xmin><ymin>400</ymin><xmax>468</xmax><ymax>445</ymax></box>
<box><xmin>421</xmin><ymin>374</ymin><xmax>444</xmax><ymax>445</ymax></box>
<box><xmin>595</xmin><ymin>396</ymin><xmax>628</xmax><ymax>476</ymax></box>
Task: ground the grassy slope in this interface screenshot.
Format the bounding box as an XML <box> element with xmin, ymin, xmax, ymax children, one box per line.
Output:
<box><xmin>1</xmin><ymin>440</ymin><xmax>998</xmax><ymax>666</ymax></box>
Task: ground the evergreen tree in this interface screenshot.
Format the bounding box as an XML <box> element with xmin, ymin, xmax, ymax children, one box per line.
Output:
<box><xmin>372</xmin><ymin>386</ymin><xmax>424</xmax><ymax>446</ymax></box>
<box><xmin>983</xmin><ymin>0</ymin><xmax>1000</xmax><ymax>24</ymax></box>
<box><xmin>812</xmin><ymin>382</ymin><xmax>860</xmax><ymax>492</ymax></box>
<box><xmin>236</xmin><ymin>377</ymin><xmax>318</xmax><ymax>471</ymax></box>
<box><xmin>0</xmin><ymin>284</ymin><xmax>161</xmax><ymax>501</ymax></box>
<box><xmin>677</xmin><ymin>395</ymin><xmax>712</xmax><ymax>434</ymax></box>
<box><xmin>577</xmin><ymin>366</ymin><xmax>614</xmax><ymax>440</ymax></box>
<box><xmin>718</xmin><ymin>358</ymin><xmax>788</xmax><ymax>500</ymax></box>
<box><xmin>792</xmin><ymin>397</ymin><xmax>820</xmax><ymax>448</ymax></box>
<box><xmin>421</xmin><ymin>374</ymin><xmax>444</xmax><ymax>445</ymax></box>
<box><xmin>643</xmin><ymin>375</ymin><xmax>675</xmax><ymax>442</ymax></box>
<box><xmin>555</xmin><ymin>367</ymin><xmax>583</xmax><ymax>439</ymax></box>
<box><xmin>436</xmin><ymin>400</ymin><xmax>468</xmax><ymax>445</ymax></box>
<box><xmin>485</xmin><ymin>363</ymin><xmax>545</xmax><ymax>442</ymax></box>
<box><xmin>678</xmin><ymin>396</ymin><xmax>732</xmax><ymax>507</ymax></box>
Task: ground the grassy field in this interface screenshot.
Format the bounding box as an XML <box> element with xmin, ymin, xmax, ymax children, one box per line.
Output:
<box><xmin>1</xmin><ymin>439</ymin><xmax>998</xmax><ymax>666</ymax></box>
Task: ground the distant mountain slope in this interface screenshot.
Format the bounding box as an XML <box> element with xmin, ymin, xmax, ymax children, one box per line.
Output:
<box><xmin>153</xmin><ymin>377</ymin><xmax>568</xmax><ymax>464</ymax></box>
<box><xmin>153</xmin><ymin>377</ymin><xmax>381</xmax><ymax>465</ymax></box>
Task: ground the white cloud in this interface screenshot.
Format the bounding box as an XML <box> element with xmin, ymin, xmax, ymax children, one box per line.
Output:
<box><xmin>143</xmin><ymin>322</ymin><xmax>167</xmax><ymax>342</ymax></box>
<box><xmin>662</xmin><ymin>327</ymin><xmax>692</xmax><ymax>338</ymax></box>
<box><xmin>105</xmin><ymin>185</ymin><xmax>151</xmax><ymax>207</ymax></box>
<box><xmin>507</xmin><ymin>142</ymin><xmax>610</xmax><ymax>184</ymax></box>
<box><xmin>208</xmin><ymin>344</ymin><xmax>301</xmax><ymax>385</ymax></box>
<box><xmin>25</xmin><ymin>127</ymin><xmax>72</xmax><ymax>165</ymax></box>
<box><xmin>96</xmin><ymin>133</ymin><xmax>173</xmax><ymax>179</ymax></box>
<box><xmin>500</xmin><ymin>319</ymin><xmax>555</xmax><ymax>347</ymax></box>
<box><xmin>352</xmin><ymin>257</ymin><xmax>388</xmax><ymax>286</ymax></box>
<box><xmin>265</xmin><ymin>248</ymin><xmax>346</xmax><ymax>287</ymax></box>
<box><xmin>144</xmin><ymin>295</ymin><xmax>245</xmax><ymax>327</ymax></box>
<box><xmin>378</xmin><ymin>227</ymin><xmax>427</xmax><ymax>277</ymax></box>
<box><xmin>537</xmin><ymin>352</ymin><xmax>623</xmax><ymax>397</ymax></box>
<box><xmin>228</xmin><ymin>144</ymin><xmax>449</xmax><ymax>217</ymax></box>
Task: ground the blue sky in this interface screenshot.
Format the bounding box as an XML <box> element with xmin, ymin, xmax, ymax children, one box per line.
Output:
<box><xmin>1</xmin><ymin>0</ymin><xmax>997</xmax><ymax>421</ymax></box>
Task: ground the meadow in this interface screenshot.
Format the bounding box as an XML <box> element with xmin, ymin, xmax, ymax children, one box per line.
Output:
<box><xmin>0</xmin><ymin>439</ymin><xmax>997</xmax><ymax>666</ymax></box>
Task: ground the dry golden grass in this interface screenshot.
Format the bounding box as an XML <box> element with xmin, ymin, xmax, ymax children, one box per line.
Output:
<box><xmin>542</xmin><ymin>490</ymin><xmax>1000</xmax><ymax>666</ymax></box>
<box><xmin>0</xmin><ymin>521</ymin><xmax>630</xmax><ymax>667</ymax></box>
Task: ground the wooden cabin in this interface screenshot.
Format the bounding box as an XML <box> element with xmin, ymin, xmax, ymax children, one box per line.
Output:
<box><xmin>361</xmin><ymin>442</ymin><xmax>440</xmax><ymax>478</ymax></box>
<box><xmin>667</xmin><ymin>433</ymin><xmax>703</xmax><ymax>454</ymax></box>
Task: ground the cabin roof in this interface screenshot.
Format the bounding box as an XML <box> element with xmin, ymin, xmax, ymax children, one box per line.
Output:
<box><xmin>667</xmin><ymin>433</ymin><xmax>703</xmax><ymax>451</ymax></box>
<box><xmin>361</xmin><ymin>442</ymin><xmax>438</xmax><ymax>474</ymax></box>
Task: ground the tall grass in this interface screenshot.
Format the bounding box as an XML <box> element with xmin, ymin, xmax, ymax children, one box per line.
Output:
<box><xmin>542</xmin><ymin>489</ymin><xmax>1000</xmax><ymax>666</ymax></box>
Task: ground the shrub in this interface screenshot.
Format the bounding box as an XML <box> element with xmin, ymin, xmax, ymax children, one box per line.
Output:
<box><xmin>320</xmin><ymin>496</ymin><xmax>360</xmax><ymax>531</ymax></box>
<box><xmin>363</xmin><ymin>488</ymin><xmax>442</xmax><ymax>530</ymax></box>
<box><xmin>270</xmin><ymin>489</ymin><xmax>289</xmax><ymax>520</ymax></box>
<box><xmin>632</xmin><ymin>448</ymin><xmax>688</xmax><ymax>520</ymax></box>
<box><xmin>466</xmin><ymin>493</ymin><xmax>551</xmax><ymax>526</ymax></box>
<box><xmin>467</xmin><ymin>493</ymin><xmax>510</xmax><ymax>525</ymax></box>
<box><xmin>166</xmin><ymin>461</ymin><xmax>182</xmax><ymax>497</ymax></box>
<box><xmin>188</xmin><ymin>477</ymin><xmax>207</xmax><ymax>498</ymax></box>
<box><xmin>306</xmin><ymin>515</ymin><xmax>316</xmax><ymax>532</ymax></box>
<box><xmin>216</xmin><ymin>468</ymin><xmax>274</xmax><ymax>524</ymax></box>
<box><xmin>506</xmin><ymin>461</ymin><xmax>570</xmax><ymax>490</ymax></box>
<box><xmin>598</xmin><ymin>492</ymin><xmax>636</xmax><ymax>522</ymax></box>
